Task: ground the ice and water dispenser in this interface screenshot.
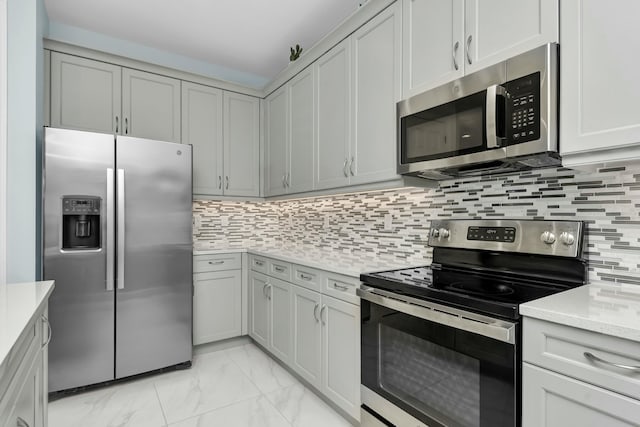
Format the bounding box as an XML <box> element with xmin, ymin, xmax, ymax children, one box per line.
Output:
<box><xmin>61</xmin><ymin>196</ymin><xmax>101</xmax><ymax>250</ymax></box>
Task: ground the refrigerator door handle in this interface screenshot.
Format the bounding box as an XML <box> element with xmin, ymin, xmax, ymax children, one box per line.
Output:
<box><xmin>106</xmin><ymin>168</ymin><xmax>115</xmax><ymax>291</ymax></box>
<box><xmin>117</xmin><ymin>168</ymin><xmax>125</xmax><ymax>290</ymax></box>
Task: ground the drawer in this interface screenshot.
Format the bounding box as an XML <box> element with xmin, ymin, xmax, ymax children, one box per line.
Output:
<box><xmin>267</xmin><ymin>259</ymin><xmax>292</xmax><ymax>281</ymax></box>
<box><xmin>323</xmin><ymin>273</ymin><xmax>360</xmax><ymax>305</ymax></box>
<box><xmin>193</xmin><ymin>253</ymin><xmax>241</xmax><ymax>273</ymax></box>
<box><xmin>292</xmin><ymin>264</ymin><xmax>323</xmax><ymax>292</ymax></box>
<box><xmin>523</xmin><ymin>317</ymin><xmax>640</xmax><ymax>401</ymax></box>
<box><xmin>249</xmin><ymin>255</ymin><xmax>268</xmax><ymax>273</ymax></box>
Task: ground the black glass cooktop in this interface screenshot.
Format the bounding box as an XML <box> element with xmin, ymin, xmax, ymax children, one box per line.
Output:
<box><xmin>360</xmin><ymin>265</ymin><xmax>569</xmax><ymax>320</ymax></box>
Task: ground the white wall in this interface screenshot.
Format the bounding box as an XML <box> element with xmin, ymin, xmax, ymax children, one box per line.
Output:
<box><xmin>0</xmin><ymin>0</ymin><xmax>7</xmax><ymax>284</ymax></box>
<box><xmin>6</xmin><ymin>0</ymin><xmax>47</xmax><ymax>282</ymax></box>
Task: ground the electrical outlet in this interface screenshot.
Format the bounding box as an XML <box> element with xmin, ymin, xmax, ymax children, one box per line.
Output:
<box><xmin>384</xmin><ymin>214</ymin><xmax>393</xmax><ymax>231</ymax></box>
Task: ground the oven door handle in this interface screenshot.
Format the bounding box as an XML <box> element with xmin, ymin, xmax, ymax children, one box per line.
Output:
<box><xmin>356</xmin><ymin>286</ymin><xmax>516</xmax><ymax>344</ymax></box>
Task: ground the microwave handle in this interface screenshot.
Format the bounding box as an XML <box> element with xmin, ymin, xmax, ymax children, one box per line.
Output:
<box><xmin>486</xmin><ymin>84</ymin><xmax>506</xmax><ymax>149</ymax></box>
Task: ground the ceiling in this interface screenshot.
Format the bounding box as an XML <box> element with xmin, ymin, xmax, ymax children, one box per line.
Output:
<box><xmin>44</xmin><ymin>0</ymin><xmax>363</xmax><ymax>88</ymax></box>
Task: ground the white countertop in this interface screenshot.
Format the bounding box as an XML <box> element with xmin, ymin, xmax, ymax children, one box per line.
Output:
<box><xmin>520</xmin><ymin>283</ymin><xmax>640</xmax><ymax>342</ymax></box>
<box><xmin>0</xmin><ymin>281</ymin><xmax>55</xmax><ymax>370</ymax></box>
<box><xmin>193</xmin><ymin>244</ymin><xmax>425</xmax><ymax>278</ymax></box>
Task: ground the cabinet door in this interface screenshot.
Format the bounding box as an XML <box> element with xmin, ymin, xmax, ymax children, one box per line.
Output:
<box><xmin>193</xmin><ymin>270</ymin><xmax>242</xmax><ymax>345</ymax></box>
<box><xmin>522</xmin><ymin>363</ymin><xmax>640</xmax><ymax>427</ymax></box>
<box><xmin>321</xmin><ymin>295</ymin><xmax>360</xmax><ymax>420</ymax></box>
<box><xmin>402</xmin><ymin>0</ymin><xmax>464</xmax><ymax>98</ymax></box>
<box><xmin>265</xmin><ymin>86</ymin><xmax>289</xmax><ymax>196</ymax></box>
<box><xmin>351</xmin><ymin>3</ymin><xmax>402</xmax><ymax>185</ymax></box>
<box><xmin>122</xmin><ymin>68</ymin><xmax>181</xmax><ymax>143</ymax></box>
<box><xmin>249</xmin><ymin>272</ymin><xmax>270</xmax><ymax>348</ymax></box>
<box><xmin>268</xmin><ymin>278</ymin><xmax>292</xmax><ymax>363</ymax></box>
<box><xmin>182</xmin><ymin>82</ymin><xmax>224</xmax><ymax>195</ymax></box>
<box><xmin>223</xmin><ymin>92</ymin><xmax>260</xmax><ymax>196</ymax></box>
<box><xmin>560</xmin><ymin>0</ymin><xmax>640</xmax><ymax>166</ymax></box>
<box><xmin>288</xmin><ymin>67</ymin><xmax>315</xmax><ymax>194</ymax></box>
<box><xmin>315</xmin><ymin>40</ymin><xmax>351</xmax><ymax>190</ymax></box>
<box><xmin>465</xmin><ymin>0</ymin><xmax>559</xmax><ymax>74</ymax></box>
<box><xmin>291</xmin><ymin>285</ymin><xmax>322</xmax><ymax>389</ymax></box>
<box><xmin>50</xmin><ymin>52</ymin><xmax>121</xmax><ymax>134</ymax></box>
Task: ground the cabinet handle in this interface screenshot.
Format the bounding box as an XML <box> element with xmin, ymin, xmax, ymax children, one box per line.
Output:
<box><xmin>255</xmin><ymin>260</ymin><xmax>264</xmax><ymax>267</ymax></box>
<box><xmin>313</xmin><ymin>303</ymin><xmax>320</xmax><ymax>322</ymax></box>
<box><xmin>218</xmin><ymin>176</ymin><xmax>222</xmax><ymax>190</ymax></box>
<box><xmin>125</xmin><ymin>117</ymin><xmax>129</xmax><ymax>134</ymax></box>
<box><xmin>274</xmin><ymin>266</ymin><xmax>285</xmax><ymax>273</ymax></box>
<box><xmin>453</xmin><ymin>41</ymin><xmax>460</xmax><ymax>70</ymax></box>
<box><xmin>466</xmin><ymin>35</ymin><xmax>472</xmax><ymax>65</ymax></box>
<box><xmin>320</xmin><ymin>304</ymin><xmax>327</xmax><ymax>325</ymax></box>
<box><xmin>267</xmin><ymin>284</ymin><xmax>272</xmax><ymax>300</ymax></box>
<box><xmin>343</xmin><ymin>158</ymin><xmax>349</xmax><ymax>177</ymax></box>
<box><xmin>333</xmin><ymin>282</ymin><xmax>349</xmax><ymax>292</ymax></box>
<box><xmin>42</xmin><ymin>315</ymin><xmax>52</xmax><ymax>349</ymax></box>
<box><xmin>16</xmin><ymin>417</ymin><xmax>30</xmax><ymax>427</ymax></box>
<box><xmin>115</xmin><ymin>116</ymin><xmax>119</xmax><ymax>133</ymax></box>
<box><xmin>225</xmin><ymin>176</ymin><xmax>229</xmax><ymax>190</ymax></box>
<box><xmin>262</xmin><ymin>283</ymin><xmax>267</xmax><ymax>298</ymax></box>
<box><xmin>584</xmin><ymin>352</ymin><xmax>640</xmax><ymax>372</ymax></box>
<box><xmin>286</xmin><ymin>173</ymin><xmax>290</xmax><ymax>187</ymax></box>
<box><xmin>300</xmin><ymin>273</ymin><xmax>313</xmax><ymax>281</ymax></box>
<box><xmin>208</xmin><ymin>260</ymin><xmax>224</xmax><ymax>265</ymax></box>
<box><xmin>349</xmin><ymin>157</ymin><xmax>355</xmax><ymax>176</ymax></box>
<box><xmin>282</xmin><ymin>175</ymin><xmax>286</xmax><ymax>188</ymax></box>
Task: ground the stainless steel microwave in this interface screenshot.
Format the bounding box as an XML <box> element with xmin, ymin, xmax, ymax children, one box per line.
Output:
<box><xmin>398</xmin><ymin>43</ymin><xmax>559</xmax><ymax>180</ymax></box>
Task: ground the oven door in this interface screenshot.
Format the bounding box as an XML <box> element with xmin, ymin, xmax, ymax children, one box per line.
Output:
<box><xmin>358</xmin><ymin>286</ymin><xmax>519</xmax><ymax>427</ymax></box>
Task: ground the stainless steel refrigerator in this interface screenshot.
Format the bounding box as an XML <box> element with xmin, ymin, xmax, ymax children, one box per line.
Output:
<box><xmin>43</xmin><ymin>127</ymin><xmax>193</xmax><ymax>393</ymax></box>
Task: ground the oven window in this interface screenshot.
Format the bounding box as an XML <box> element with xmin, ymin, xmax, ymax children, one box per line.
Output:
<box><xmin>401</xmin><ymin>91</ymin><xmax>486</xmax><ymax>164</ymax></box>
<box><xmin>380</xmin><ymin>324</ymin><xmax>480</xmax><ymax>427</ymax></box>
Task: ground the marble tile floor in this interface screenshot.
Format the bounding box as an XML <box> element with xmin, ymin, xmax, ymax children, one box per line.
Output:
<box><xmin>48</xmin><ymin>343</ymin><xmax>354</xmax><ymax>427</ymax></box>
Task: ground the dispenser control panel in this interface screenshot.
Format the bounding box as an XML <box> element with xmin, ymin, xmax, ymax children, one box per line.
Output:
<box><xmin>63</xmin><ymin>197</ymin><xmax>100</xmax><ymax>214</ymax></box>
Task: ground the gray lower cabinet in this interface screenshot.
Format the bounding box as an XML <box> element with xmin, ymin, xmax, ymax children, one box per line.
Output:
<box><xmin>523</xmin><ymin>363</ymin><xmax>640</xmax><ymax>427</ymax></box>
<box><xmin>522</xmin><ymin>317</ymin><xmax>640</xmax><ymax>426</ymax></box>
<box><xmin>193</xmin><ymin>254</ymin><xmax>243</xmax><ymax>345</ymax></box>
<box><xmin>249</xmin><ymin>255</ymin><xmax>361</xmax><ymax>421</ymax></box>
<box><xmin>0</xmin><ymin>306</ymin><xmax>49</xmax><ymax>427</ymax></box>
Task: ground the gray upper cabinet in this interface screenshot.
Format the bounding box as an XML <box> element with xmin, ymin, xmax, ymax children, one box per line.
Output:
<box><xmin>265</xmin><ymin>86</ymin><xmax>289</xmax><ymax>196</ymax></box>
<box><xmin>315</xmin><ymin>39</ymin><xmax>351</xmax><ymax>191</ymax></box>
<box><xmin>183</xmin><ymin>83</ymin><xmax>260</xmax><ymax>197</ymax></box>
<box><xmin>50</xmin><ymin>52</ymin><xmax>181</xmax><ymax>143</ymax></box>
<box><xmin>50</xmin><ymin>52</ymin><xmax>121</xmax><ymax>134</ymax></box>
<box><xmin>122</xmin><ymin>68</ymin><xmax>181</xmax><ymax>143</ymax></box>
<box><xmin>224</xmin><ymin>92</ymin><xmax>260</xmax><ymax>197</ymax></box>
<box><xmin>351</xmin><ymin>3</ymin><xmax>401</xmax><ymax>185</ymax></box>
<box><xmin>264</xmin><ymin>67</ymin><xmax>315</xmax><ymax>197</ymax></box>
<box><xmin>181</xmin><ymin>82</ymin><xmax>224</xmax><ymax>196</ymax></box>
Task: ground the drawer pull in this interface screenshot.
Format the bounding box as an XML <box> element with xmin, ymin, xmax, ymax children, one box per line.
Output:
<box><xmin>313</xmin><ymin>303</ymin><xmax>320</xmax><ymax>322</ymax></box>
<box><xmin>333</xmin><ymin>282</ymin><xmax>349</xmax><ymax>291</ymax></box>
<box><xmin>584</xmin><ymin>352</ymin><xmax>640</xmax><ymax>372</ymax></box>
<box><xmin>255</xmin><ymin>260</ymin><xmax>264</xmax><ymax>266</ymax></box>
<box><xmin>208</xmin><ymin>260</ymin><xmax>225</xmax><ymax>265</ymax></box>
<box><xmin>274</xmin><ymin>266</ymin><xmax>285</xmax><ymax>273</ymax></box>
<box><xmin>42</xmin><ymin>315</ymin><xmax>52</xmax><ymax>349</ymax></box>
<box><xmin>300</xmin><ymin>273</ymin><xmax>313</xmax><ymax>281</ymax></box>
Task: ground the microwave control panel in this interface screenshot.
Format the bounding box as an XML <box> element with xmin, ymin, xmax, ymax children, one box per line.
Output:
<box><xmin>505</xmin><ymin>72</ymin><xmax>540</xmax><ymax>144</ymax></box>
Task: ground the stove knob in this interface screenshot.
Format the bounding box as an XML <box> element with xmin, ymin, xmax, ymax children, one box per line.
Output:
<box><xmin>431</xmin><ymin>228</ymin><xmax>440</xmax><ymax>238</ymax></box>
<box><xmin>559</xmin><ymin>231</ymin><xmax>575</xmax><ymax>246</ymax></box>
<box><xmin>439</xmin><ymin>228</ymin><xmax>450</xmax><ymax>239</ymax></box>
<box><xmin>540</xmin><ymin>231</ymin><xmax>556</xmax><ymax>245</ymax></box>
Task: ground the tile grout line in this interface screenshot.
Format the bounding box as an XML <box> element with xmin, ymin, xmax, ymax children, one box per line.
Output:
<box><xmin>153</xmin><ymin>381</ymin><xmax>170</xmax><ymax>427</ymax></box>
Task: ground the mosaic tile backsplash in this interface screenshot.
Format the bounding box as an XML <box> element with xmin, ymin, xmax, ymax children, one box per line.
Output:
<box><xmin>193</xmin><ymin>165</ymin><xmax>640</xmax><ymax>286</ymax></box>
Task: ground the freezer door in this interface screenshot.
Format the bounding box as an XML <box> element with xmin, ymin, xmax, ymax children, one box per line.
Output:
<box><xmin>43</xmin><ymin>128</ymin><xmax>116</xmax><ymax>392</ymax></box>
<box><xmin>115</xmin><ymin>135</ymin><xmax>192</xmax><ymax>379</ymax></box>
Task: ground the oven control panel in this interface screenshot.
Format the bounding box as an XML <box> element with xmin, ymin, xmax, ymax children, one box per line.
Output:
<box><xmin>467</xmin><ymin>226</ymin><xmax>516</xmax><ymax>243</ymax></box>
<box><xmin>429</xmin><ymin>219</ymin><xmax>584</xmax><ymax>258</ymax></box>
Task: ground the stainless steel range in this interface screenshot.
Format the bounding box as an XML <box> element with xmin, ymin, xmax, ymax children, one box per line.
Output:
<box><xmin>358</xmin><ymin>219</ymin><xmax>587</xmax><ymax>427</ymax></box>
